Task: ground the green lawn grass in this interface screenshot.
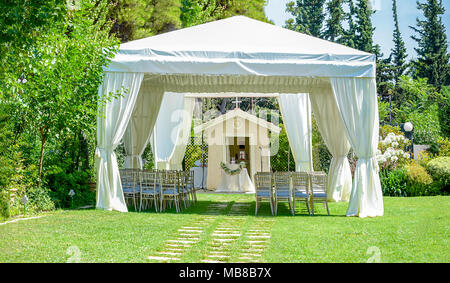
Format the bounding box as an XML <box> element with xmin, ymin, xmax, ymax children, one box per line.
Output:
<box><xmin>0</xmin><ymin>194</ymin><xmax>449</xmax><ymax>263</ymax></box>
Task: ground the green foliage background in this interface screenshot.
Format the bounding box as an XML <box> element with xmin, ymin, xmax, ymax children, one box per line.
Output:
<box><xmin>0</xmin><ymin>0</ymin><xmax>449</xmax><ymax>220</ymax></box>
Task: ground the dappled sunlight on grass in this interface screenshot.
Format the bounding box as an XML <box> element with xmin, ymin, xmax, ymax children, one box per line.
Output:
<box><xmin>0</xmin><ymin>194</ymin><xmax>448</xmax><ymax>262</ymax></box>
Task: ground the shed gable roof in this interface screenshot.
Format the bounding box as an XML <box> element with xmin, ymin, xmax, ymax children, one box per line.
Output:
<box><xmin>194</xmin><ymin>108</ymin><xmax>281</xmax><ymax>134</ymax></box>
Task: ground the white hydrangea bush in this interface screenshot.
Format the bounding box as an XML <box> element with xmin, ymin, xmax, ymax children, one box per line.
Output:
<box><xmin>376</xmin><ymin>132</ymin><xmax>411</xmax><ymax>170</ymax></box>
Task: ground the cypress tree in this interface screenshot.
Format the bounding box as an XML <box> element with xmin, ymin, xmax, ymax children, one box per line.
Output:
<box><xmin>410</xmin><ymin>0</ymin><xmax>449</xmax><ymax>90</ymax></box>
<box><xmin>375</xmin><ymin>44</ymin><xmax>395</xmax><ymax>97</ymax></box>
<box><xmin>341</xmin><ymin>0</ymin><xmax>358</xmax><ymax>48</ymax></box>
<box><xmin>324</xmin><ymin>0</ymin><xmax>345</xmax><ymax>42</ymax></box>
<box><xmin>285</xmin><ymin>0</ymin><xmax>326</xmax><ymax>38</ymax></box>
<box><xmin>355</xmin><ymin>0</ymin><xmax>375</xmax><ymax>53</ymax></box>
<box><xmin>391</xmin><ymin>0</ymin><xmax>408</xmax><ymax>84</ymax></box>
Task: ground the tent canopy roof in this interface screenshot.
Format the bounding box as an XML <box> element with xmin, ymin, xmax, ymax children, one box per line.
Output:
<box><xmin>107</xmin><ymin>16</ymin><xmax>376</xmax><ymax>78</ymax></box>
<box><xmin>194</xmin><ymin>108</ymin><xmax>281</xmax><ymax>135</ymax></box>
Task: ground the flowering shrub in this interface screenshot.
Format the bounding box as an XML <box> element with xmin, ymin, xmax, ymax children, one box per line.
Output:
<box><xmin>426</xmin><ymin>157</ymin><xmax>450</xmax><ymax>194</ymax></box>
<box><xmin>376</xmin><ymin>132</ymin><xmax>411</xmax><ymax>170</ymax></box>
<box><xmin>405</xmin><ymin>162</ymin><xmax>441</xmax><ymax>196</ymax></box>
<box><xmin>436</xmin><ymin>137</ymin><xmax>450</xmax><ymax>157</ymax></box>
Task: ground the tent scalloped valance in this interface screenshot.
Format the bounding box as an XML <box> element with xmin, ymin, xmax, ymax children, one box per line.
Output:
<box><xmin>141</xmin><ymin>73</ymin><xmax>333</xmax><ymax>94</ymax></box>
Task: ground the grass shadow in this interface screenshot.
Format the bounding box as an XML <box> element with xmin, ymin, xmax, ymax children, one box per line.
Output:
<box><xmin>131</xmin><ymin>199</ymin><xmax>345</xmax><ymax>218</ymax></box>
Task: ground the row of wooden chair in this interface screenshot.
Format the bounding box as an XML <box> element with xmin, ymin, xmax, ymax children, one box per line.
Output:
<box><xmin>254</xmin><ymin>171</ymin><xmax>329</xmax><ymax>216</ymax></box>
<box><xmin>119</xmin><ymin>169</ymin><xmax>197</xmax><ymax>213</ymax></box>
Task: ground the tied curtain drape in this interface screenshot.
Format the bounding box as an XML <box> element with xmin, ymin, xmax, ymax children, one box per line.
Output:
<box><xmin>95</xmin><ymin>72</ymin><xmax>144</xmax><ymax>212</ymax></box>
<box><xmin>330</xmin><ymin>77</ymin><xmax>383</xmax><ymax>217</ymax></box>
<box><xmin>123</xmin><ymin>82</ymin><xmax>164</xmax><ymax>169</ymax></box>
<box><xmin>310</xmin><ymin>86</ymin><xmax>352</xmax><ymax>202</ymax></box>
<box><xmin>278</xmin><ymin>93</ymin><xmax>313</xmax><ymax>172</ymax></box>
<box><xmin>168</xmin><ymin>97</ymin><xmax>196</xmax><ymax>170</ymax></box>
<box><xmin>151</xmin><ymin>93</ymin><xmax>195</xmax><ymax>170</ymax></box>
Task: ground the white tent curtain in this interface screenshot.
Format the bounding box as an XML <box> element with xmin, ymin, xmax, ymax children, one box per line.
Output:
<box><xmin>330</xmin><ymin>77</ymin><xmax>383</xmax><ymax>217</ymax></box>
<box><xmin>95</xmin><ymin>72</ymin><xmax>144</xmax><ymax>212</ymax></box>
<box><xmin>278</xmin><ymin>93</ymin><xmax>313</xmax><ymax>172</ymax></box>
<box><xmin>151</xmin><ymin>92</ymin><xmax>186</xmax><ymax>170</ymax></box>
<box><xmin>123</xmin><ymin>82</ymin><xmax>165</xmax><ymax>169</ymax></box>
<box><xmin>310</xmin><ymin>86</ymin><xmax>352</xmax><ymax>202</ymax></box>
<box><xmin>168</xmin><ymin>97</ymin><xmax>196</xmax><ymax>170</ymax></box>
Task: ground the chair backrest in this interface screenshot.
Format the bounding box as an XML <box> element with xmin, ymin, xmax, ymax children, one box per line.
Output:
<box><xmin>255</xmin><ymin>172</ymin><xmax>272</xmax><ymax>193</ymax></box>
<box><xmin>189</xmin><ymin>170</ymin><xmax>194</xmax><ymax>187</ymax></box>
<box><xmin>178</xmin><ymin>171</ymin><xmax>188</xmax><ymax>192</ymax></box>
<box><xmin>309</xmin><ymin>172</ymin><xmax>327</xmax><ymax>194</ymax></box>
<box><xmin>292</xmin><ymin>172</ymin><xmax>309</xmax><ymax>193</ymax></box>
<box><xmin>141</xmin><ymin>171</ymin><xmax>157</xmax><ymax>193</ymax></box>
<box><xmin>119</xmin><ymin>169</ymin><xmax>140</xmax><ymax>192</ymax></box>
<box><xmin>273</xmin><ymin>172</ymin><xmax>291</xmax><ymax>192</ymax></box>
<box><xmin>160</xmin><ymin>171</ymin><xmax>179</xmax><ymax>191</ymax></box>
<box><xmin>183</xmin><ymin>170</ymin><xmax>194</xmax><ymax>189</ymax></box>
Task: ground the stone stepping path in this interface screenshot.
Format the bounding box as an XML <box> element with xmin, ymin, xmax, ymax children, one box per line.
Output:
<box><xmin>148</xmin><ymin>201</ymin><xmax>275</xmax><ymax>263</ymax></box>
<box><xmin>201</xmin><ymin>202</ymin><xmax>251</xmax><ymax>263</ymax></box>
<box><xmin>147</xmin><ymin>202</ymin><xmax>229</xmax><ymax>262</ymax></box>
<box><xmin>237</xmin><ymin>218</ymin><xmax>275</xmax><ymax>263</ymax></box>
<box><xmin>227</xmin><ymin>202</ymin><xmax>251</xmax><ymax>216</ymax></box>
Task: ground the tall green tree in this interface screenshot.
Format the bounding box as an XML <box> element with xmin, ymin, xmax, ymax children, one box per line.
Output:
<box><xmin>391</xmin><ymin>0</ymin><xmax>408</xmax><ymax>84</ymax></box>
<box><xmin>285</xmin><ymin>0</ymin><xmax>326</xmax><ymax>37</ymax></box>
<box><xmin>106</xmin><ymin>0</ymin><xmax>154</xmax><ymax>42</ymax></box>
<box><xmin>4</xmin><ymin>0</ymin><xmax>119</xmax><ymax>186</ymax></box>
<box><xmin>354</xmin><ymin>0</ymin><xmax>375</xmax><ymax>53</ymax></box>
<box><xmin>149</xmin><ymin>0</ymin><xmax>182</xmax><ymax>34</ymax></box>
<box><xmin>375</xmin><ymin>45</ymin><xmax>395</xmax><ymax>98</ymax></box>
<box><xmin>340</xmin><ymin>0</ymin><xmax>358</xmax><ymax>48</ymax></box>
<box><xmin>181</xmin><ymin>0</ymin><xmax>270</xmax><ymax>28</ymax></box>
<box><xmin>410</xmin><ymin>0</ymin><xmax>449</xmax><ymax>90</ymax></box>
<box><xmin>323</xmin><ymin>0</ymin><xmax>345</xmax><ymax>42</ymax></box>
<box><xmin>108</xmin><ymin>1</ymin><xmax>270</xmax><ymax>42</ymax></box>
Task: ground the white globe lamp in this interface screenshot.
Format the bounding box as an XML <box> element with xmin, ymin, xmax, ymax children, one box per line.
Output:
<box><xmin>404</xmin><ymin>122</ymin><xmax>413</xmax><ymax>132</ymax></box>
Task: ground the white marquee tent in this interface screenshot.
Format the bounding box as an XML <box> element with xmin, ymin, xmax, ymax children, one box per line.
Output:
<box><xmin>95</xmin><ymin>16</ymin><xmax>383</xmax><ymax>218</ymax></box>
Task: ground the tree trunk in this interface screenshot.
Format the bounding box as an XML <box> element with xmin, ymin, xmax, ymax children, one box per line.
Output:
<box><xmin>38</xmin><ymin>128</ymin><xmax>46</xmax><ymax>188</ymax></box>
<box><xmin>79</xmin><ymin>130</ymin><xmax>90</xmax><ymax>171</ymax></box>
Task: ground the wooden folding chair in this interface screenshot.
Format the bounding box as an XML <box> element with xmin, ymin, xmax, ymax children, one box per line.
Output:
<box><xmin>254</xmin><ymin>172</ymin><xmax>274</xmax><ymax>216</ymax></box>
<box><xmin>273</xmin><ymin>172</ymin><xmax>293</xmax><ymax>215</ymax></box>
<box><xmin>291</xmin><ymin>171</ymin><xmax>311</xmax><ymax>215</ymax></box>
<box><xmin>309</xmin><ymin>172</ymin><xmax>330</xmax><ymax>215</ymax></box>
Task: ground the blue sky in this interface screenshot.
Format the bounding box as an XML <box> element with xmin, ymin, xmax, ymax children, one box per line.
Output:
<box><xmin>264</xmin><ymin>0</ymin><xmax>450</xmax><ymax>59</ymax></box>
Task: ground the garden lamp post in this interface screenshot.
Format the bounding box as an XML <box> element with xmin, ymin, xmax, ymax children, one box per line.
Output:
<box><xmin>388</xmin><ymin>90</ymin><xmax>392</xmax><ymax>124</ymax></box>
<box><xmin>402</xmin><ymin>122</ymin><xmax>414</xmax><ymax>158</ymax></box>
<box><xmin>69</xmin><ymin>189</ymin><xmax>75</xmax><ymax>208</ymax></box>
<box><xmin>21</xmin><ymin>195</ymin><xmax>28</xmax><ymax>215</ymax></box>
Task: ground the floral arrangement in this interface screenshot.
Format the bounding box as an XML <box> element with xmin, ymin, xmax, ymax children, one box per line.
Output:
<box><xmin>376</xmin><ymin>132</ymin><xmax>411</xmax><ymax>170</ymax></box>
<box><xmin>220</xmin><ymin>161</ymin><xmax>246</xmax><ymax>176</ymax></box>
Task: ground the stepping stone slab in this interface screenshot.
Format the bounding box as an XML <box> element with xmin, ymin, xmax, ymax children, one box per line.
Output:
<box><xmin>167</xmin><ymin>240</ymin><xmax>196</xmax><ymax>244</ymax></box>
<box><xmin>207</xmin><ymin>254</ymin><xmax>230</xmax><ymax>258</ymax></box>
<box><xmin>165</xmin><ymin>244</ymin><xmax>191</xmax><ymax>248</ymax></box>
<box><xmin>212</xmin><ymin>234</ymin><xmax>241</xmax><ymax>237</ymax></box>
<box><xmin>165</xmin><ymin>248</ymin><xmax>184</xmax><ymax>252</ymax></box>
<box><xmin>213</xmin><ymin>239</ymin><xmax>236</xmax><ymax>242</ymax></box>
<box><xmin>148</xmin><ymin>256</ymin><xmax>180</xmax><ymax>261</ymax></box>
<box><xmin>159</xmin><ymin>251</ymin><xmax>182</xmax><ymax>256</ymax></box>
<box><xmin>244</xmin><ymin>248</ymin><xmax>264</xmax><ymax>252</ymax></box>
<box><xmin>178</xmin><ymin>229</ymin><xmax>203</xmax><ymax>233</ymax></box>
<box><xmin>240</xmin><ymin>253</ymin><xmax>262</xmax><ymax>257</ymax></box>
<box><xmin>248</xmin><ymin>235</ymin><xmax>270</xmax><ymax>238</ymax></box>
<box><xmin>178</xmin><ymin>233</ymin><xmax>201</xmax><ymax>237</ymax></box>
<box><xmin>209</xmin><ymin>251</ymin><xmax>228</xmax><ymax>254</ymax></box>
